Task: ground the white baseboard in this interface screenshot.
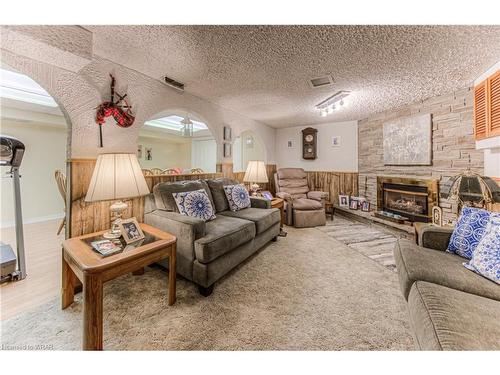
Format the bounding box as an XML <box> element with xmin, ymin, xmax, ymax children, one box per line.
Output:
<box><xmin>1</xmin><ymin>213</ymin><xmax>65</xmax><ymax>229</ymax></box>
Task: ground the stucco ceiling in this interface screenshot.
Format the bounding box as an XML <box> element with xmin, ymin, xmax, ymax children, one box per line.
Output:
<box><xmin>86</xmin><ymin>25</ymin><xmax>500</xmax><ymax>128</ymax></box>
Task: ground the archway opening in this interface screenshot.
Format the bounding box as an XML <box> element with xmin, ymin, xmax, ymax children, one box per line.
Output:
<box><xmin>140</xmin><ymin>112</ymin><xmax>217</xmax><ymax>174</ymax></box>
<box><xmin>232</xmin><ymin>130</ymin><xmax>266</xmax><ymax>173</ymax></box>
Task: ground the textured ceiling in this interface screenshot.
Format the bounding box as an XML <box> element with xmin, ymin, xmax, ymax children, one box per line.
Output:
<box><xmin>86</xmin><ymin>25</ymin><xmax>500</xmax><ymax>128</ymax></box>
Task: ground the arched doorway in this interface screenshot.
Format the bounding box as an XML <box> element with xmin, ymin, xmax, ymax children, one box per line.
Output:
<box><xmin>140</xmin><ymin>110</ymin><xmax>217</xmax><ymax>174</ymax></box>
<box><xmin>232</xmin><ymin>130</ymin><xmax>266</xmax><ymax>173</ymax></box>
<box><xmin>0</xmin><ymin>66</ymin><xmax>71</xmax><ymax>318</ymax></box>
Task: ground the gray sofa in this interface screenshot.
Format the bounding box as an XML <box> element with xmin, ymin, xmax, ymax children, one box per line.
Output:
<box><xmin>144</xmin><ymin>178</ymin><xmax>280</xmax><ymax>296</ymax></box>
<box><xmin>394</xmin><ymin>226</ymin><xmax>500</xmax><ymax>350</ymax></box>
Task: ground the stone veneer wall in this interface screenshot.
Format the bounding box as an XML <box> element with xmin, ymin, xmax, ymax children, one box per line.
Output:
<box><xmin>358</xmin><ymin>87</ymin><xmax>484</xmax><ymax>224</ymax></box>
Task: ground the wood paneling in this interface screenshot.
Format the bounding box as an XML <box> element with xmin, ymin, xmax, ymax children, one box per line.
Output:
<box><xmin>70</xmin><ymin>159</ymin><xmax>222</xmax><ymax>237</ymax></box>
<box><xmin>305</xmin><ymin>171</ymin><xmax>359</xmax><ymax>204</ymax></box>
<box><xmin>223</xmin><ymin>163</ymin><xmax>277</xmax><ymax>194</ymax></box>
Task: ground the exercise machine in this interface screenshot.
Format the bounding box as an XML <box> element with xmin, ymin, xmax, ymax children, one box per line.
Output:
<box><xmin>0</xmin><ymin>135</ymin><xmax>26</xmax><ymax>283</ymax></box>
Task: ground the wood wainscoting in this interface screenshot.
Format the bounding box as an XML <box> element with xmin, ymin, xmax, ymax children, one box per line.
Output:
<box><xmin>305</xmin><ymin>171</ymin><xmax>359</xmax><ymax>205</ymax></box>
<box><xmin>70</xmin><ymin>159</ymin><xmax>222</xmax><ymax>237</ymax></box>
<box><xmin>220</xmin><ymin>163</ymin><xmax>277</xmax><ymax>195</ymax></box>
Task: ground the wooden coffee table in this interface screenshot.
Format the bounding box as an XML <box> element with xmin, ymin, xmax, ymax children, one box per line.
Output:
<box><xmin>61</xmin><ymin>223</ymin><xmax>176</xmax><ymax>350</ymax></box>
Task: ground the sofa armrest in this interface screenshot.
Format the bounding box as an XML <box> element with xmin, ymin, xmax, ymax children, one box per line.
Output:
<box><xmin>144</xmin><ymin>210</ymin><xmax>206</xmax><ymax>268</ymax></box>
<box><xmin>420</xmin><ymin>226</ymin><xmax>454</xmax><ymax>251</ymax></box>
<box><xmin>307</xmin><ymin>191</ymin><xmax>328</xmax><ymax>202</ymax></box>
<box><xmin>250</xmin><ymin>197</ymin><xmax>271</xmax><ymax>209</ymax></box>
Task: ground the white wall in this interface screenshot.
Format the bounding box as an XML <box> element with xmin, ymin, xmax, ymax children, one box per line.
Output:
<box><xmin>191</xmin><ymin>138</ymin><xmax>217</xmax><ymax>172</ymax></box>
<box><xmin>275</xmin><ymin>120</ymin><xmax>358</xmax><ymax>172</ymax></box>
<box><xmin>233</xmin><ymin>130</ymin><xmax>266</xmax><ymax>172</ymax></box>
<box><xmin>137</xmin><ymin>135</ymin><xmax>191</xmax><ymax>170</ymax></box>
<box><xmin>0</xmin><ymin>121</ymin><xmax>66</xmax><ymax>227</ymax></box>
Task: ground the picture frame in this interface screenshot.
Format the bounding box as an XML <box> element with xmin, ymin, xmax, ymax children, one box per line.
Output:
<box><xmin>261</xmin><ymin>191</ymin><xmax>273</xmax><ymax>200</ymax></box>
<box><xmin>339</xmin><ymin>194</ymin><xmax>349</xmax><ymax>208</ymax></box>
<box><xmin>137</xmin><ymin>144</ymin><xmax>143</xmax><ymax>159</ymax></box>
<box><xmin>118</xmin><ymin>217</ymin><xmax>145</xmax><ymax>244</ymax></box>
<box><xmin>349</xmin><ymin>199</ymin><xmax>359</xmax><ymax>210</ymax></box>
<box><xmin>361</xmin><ymin>201</ymin><xmax>371</xmax><ymax>212</ymax></box>
<box><xmin>287</xmin><ymin>140</ymin><xmax>294</xmax><ymax>149</ymax></box>
<box><xmin>224</xmin><ymin>142</ymin><xmax>232</xmax><ymax>158</ymax></box>
<box><xmin>145</xmin><ymin>147</ymin><xmax>152</xmax><ymax>161</ymax></box>
<box><xmin>223</xmin><ymin>126</ymin><xmax>232</xmax><ymax>141</ymax></box>
<box><xmin>432</xmin><ymin>206</ymin><xmax>443</xmax><ymax>227</ymax></box>
<box><xmin>331</xmin><ymin>136</ymin><xmax>341</xmax><ymax>147</ymax></box>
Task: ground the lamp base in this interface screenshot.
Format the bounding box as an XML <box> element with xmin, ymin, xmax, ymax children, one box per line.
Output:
<box><xmin>103</xmin><ymin>230</ymin><xmax>122</xmax><ymax>239</ymax></box>
<box><xmin>106</xmin><ymin>200</ymin><xmax>128</xmax><ymax>239</ymax></box>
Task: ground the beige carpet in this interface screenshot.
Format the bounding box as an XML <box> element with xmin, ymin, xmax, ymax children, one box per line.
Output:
<box><xmin>0</xmin><ymin>226</ymin><xmax>414</xmax><ymax>350</ymax></box>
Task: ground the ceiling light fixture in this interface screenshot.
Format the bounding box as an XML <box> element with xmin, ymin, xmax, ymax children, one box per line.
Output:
<box><xmin>315</xmin><ymin>91</ymin><xmax>350</xmax><ymax>117</ymax></box>
<box><xmin>181</xmin><ymin>115</ymin><xmax>194</xmax><ymax>137</ymax></box>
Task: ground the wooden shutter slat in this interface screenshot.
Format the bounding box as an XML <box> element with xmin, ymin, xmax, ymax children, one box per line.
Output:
<box><xmin>474</xmin><ymin>81</ymin><xmax>487</xmax><ymax>140</ymax></box>
<box><xmin>489</xmin><ymin>71</ymin><xmax>500</xmax><ymax>136</ymax></box>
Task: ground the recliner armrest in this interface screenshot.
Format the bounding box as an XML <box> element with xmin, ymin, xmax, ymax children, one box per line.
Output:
<box><xmin>420</xmin><ymin>226</ymin><xmax>454</xmax><ymax>251</ymax></box>
<box><xmin>307</xmin><ymin>191</ymin><xmax>328</xmax><ymax>202</ymax></box>
<box><xmin>276</xmin><ymin>192</ymin><xmax>292</xmax><ymax>201</ymax></box>
<box><xmin>250</xmin><ymin>197</ymin><xmax>271</xmax><ymax>209</ymax></box>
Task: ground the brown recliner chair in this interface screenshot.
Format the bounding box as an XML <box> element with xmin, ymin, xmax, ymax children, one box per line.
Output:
<box><xmin>274</xmin><ymin>168</ymin><xmax>328</xmax><ymax>228</ymax></box>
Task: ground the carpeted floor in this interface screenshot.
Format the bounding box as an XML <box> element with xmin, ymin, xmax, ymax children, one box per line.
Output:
<box><xmin>0</xmin><ymin>226</ymin><xmax>414</xmax><ymax>350</ymax></box>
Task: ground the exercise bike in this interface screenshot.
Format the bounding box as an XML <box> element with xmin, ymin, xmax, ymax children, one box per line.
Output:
<box><xmin>0</xmin><ymin>135</ymin><xmax>26</xmax><ymax>283</ymax></box>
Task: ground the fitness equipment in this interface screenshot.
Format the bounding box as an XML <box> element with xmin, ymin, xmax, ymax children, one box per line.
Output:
<box><xmin>0</xmin><ymin>135</ymin><xmax>26</xmax><ymax>283</ymax></box>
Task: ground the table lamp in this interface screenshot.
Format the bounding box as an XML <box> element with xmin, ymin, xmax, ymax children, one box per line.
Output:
<box><xmin>85</xmin><ymin>153</ymin><xmax>150</xmax><ymax>239</ymax></box>
<box><xmin>243</xmin><ymin>160</ymin><xmax>268</xmax><ymax>195</ymax></box>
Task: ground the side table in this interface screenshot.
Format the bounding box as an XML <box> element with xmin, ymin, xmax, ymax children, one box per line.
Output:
<box><xmin>61</xmin><ymin>223</ymin><xmax>176</xmax><ymax>350</ymax></box>
<box><xmin>271</xmin><ymin>197</ymin><xmax>287</xmax><ymax>236</ymax></box>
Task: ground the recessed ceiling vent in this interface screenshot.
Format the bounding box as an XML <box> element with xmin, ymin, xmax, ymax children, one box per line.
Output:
<box><xmin>309</xmin><ymin>75</ymin><xmax>334</xmax><ymax>89</ymax></box>
<box><xmin>162</xmin><ymin>75</ymin><xmax>185</xmax><ymax>92</ymax></box>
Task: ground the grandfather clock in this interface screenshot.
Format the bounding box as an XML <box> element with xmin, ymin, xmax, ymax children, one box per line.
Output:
<box><xmin>302</xmin><ymin>127</ymin><xmax>318</xmax><ymax>160</ymax></box>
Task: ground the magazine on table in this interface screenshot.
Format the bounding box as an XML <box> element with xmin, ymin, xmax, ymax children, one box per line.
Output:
<box><xmin>90</xmin><ymin>239</ymin><xmax>123</xmax><ymax>257</ymax></box>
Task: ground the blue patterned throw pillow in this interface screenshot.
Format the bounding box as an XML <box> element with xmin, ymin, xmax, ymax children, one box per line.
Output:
<box><xmin>464</xmin><ymin>213</ymin><xmax>500</xmax><ymax>284</ymax></box>
<box><xmin>173</xmin><ymin>189</ymin><xmax>216</xmax><ymax>221</ymax></box>
<box><xmin>446</xmin><ymin>206</ymin><xmax>490</xmax><ymax>259</ymax></box>
<box><xmin>223</xmin><ymin>184</ymin><xmax>251</xmax><ymax>212</ymax></box>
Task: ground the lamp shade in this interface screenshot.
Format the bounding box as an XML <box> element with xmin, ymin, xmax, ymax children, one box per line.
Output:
<box><xmin>243</xmin><ymin>160</ymin><xmax>268</xmax><ymax>183</ymax></box>
<box><xmin>85</xmin><ymin>153</ymin><xmax>150</xmax><ymax>202</ymax></box>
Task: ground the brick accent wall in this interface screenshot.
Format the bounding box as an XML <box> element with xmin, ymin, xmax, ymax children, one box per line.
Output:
<box><xmin>358</xmin><ymin>87</ymin><xmax>484</xmax><ymax>224</ymax></box>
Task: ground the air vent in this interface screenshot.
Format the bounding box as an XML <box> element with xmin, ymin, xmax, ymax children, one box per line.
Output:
<box><xmin>309</xmin><ymin>75</ymin><xmax>334</xmax><ymax>89</ymax></box>
<box><xmin>162</xmin><ymin>75</ymin><xmax>185</xmax><ymax>91</ymax></box>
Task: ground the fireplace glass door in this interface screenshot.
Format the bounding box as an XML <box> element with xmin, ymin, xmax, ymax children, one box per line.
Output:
<box><xmin>382</xmin><ymin>183</ymin><xmax>429</xmax><ymax>222</ymax></box>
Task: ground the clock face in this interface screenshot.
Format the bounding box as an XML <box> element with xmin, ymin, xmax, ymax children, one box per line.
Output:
<box><xmin>305</xmin><ymin>134</ymin><xmax>314</xmax><ymax>143</ymax></box>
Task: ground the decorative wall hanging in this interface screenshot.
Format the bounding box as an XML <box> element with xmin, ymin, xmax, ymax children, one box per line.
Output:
<box><xmin>302</xmin><ymin>127</ymin><xmax>318</xmax><ymax>160</ymax></box>
<box><xmin>95</xmin><ymin>74</ymin><xmax>135</xmax><ymax>147</ymax></box>
<box><xmin>223</xmin><ymin>126</ymin><xmax>232</xmax><ymax>141</ymax></box>
<box><xmin>383</xmin><ymin>113</ymin><xmax>432</xmax><ymax>165</ymax></box>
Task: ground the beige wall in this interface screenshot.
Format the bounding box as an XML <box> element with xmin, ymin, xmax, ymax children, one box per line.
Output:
<box><xmin>275</xmin><ymin>120</ymin><xmax>358</xmax><ymax>172</ymax></box>
<box><xmin>137</xmin><ymin>135</ymin><xmax>191</xmax><ymax>170</ymax></box>
<box><xmin>0</xmin><ymin>120</ymin><xmax>66</xmax><ymax>227</ymax></box>
<box><xmin>233</xmin><ymin>130</ymin><xmax>266</xmax><ymax>172</ymax></box>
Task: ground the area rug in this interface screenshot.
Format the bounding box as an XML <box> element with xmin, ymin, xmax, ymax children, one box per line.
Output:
<box><xmin>1</xmin><ymin>226</ymin><xmax>413</xmax><ymax>350</ymax></box>
<box><xmin>317</xmin><ymin>215</ymin><xmax>400</xmax><ymax>271</ymax></box>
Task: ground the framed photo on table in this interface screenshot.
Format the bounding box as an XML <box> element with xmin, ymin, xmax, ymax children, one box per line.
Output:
<box><xmin>119</xmin><ymin>217</ymin><xmax>145</xmax><ymax>244</ymax></box>
<box><xmin>261</xmin><ymin>191</ymin><xmax>273</xmax><ymax>200</ymax></box>
<box><xmin>361</xmin><ymin>201</ymin><xmax>371</xmax><ymax>212</ymax></box>
<box><xmin>349</xmin><ymin>199</ymin><xmax>359</xmax><ymax>210</ymax></box>
<box><xmin>339</xmin><ymin>194</ymin><xmax>349</xmax><ymax>208</ymax></box>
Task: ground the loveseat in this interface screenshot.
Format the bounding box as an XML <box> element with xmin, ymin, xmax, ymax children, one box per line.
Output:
<box><xmin>394</xmin><ymin>226</ymin><xmax>500</xmax><ymax>350</ymax></box>
<box><xmin>144</xmin><ymin>178</ymin><xmax>280</xmax><ymax>296</ymax></box>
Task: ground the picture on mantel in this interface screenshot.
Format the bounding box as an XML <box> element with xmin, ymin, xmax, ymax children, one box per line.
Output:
<box><xmin>383</xmin><ymin>113</ymin><xmax>432</xmax><ymax>165</ymax></box>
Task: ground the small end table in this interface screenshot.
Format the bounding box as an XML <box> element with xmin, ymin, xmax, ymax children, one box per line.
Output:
<box><xmin>324</xmin><ymin>202</ymin><xmax>335</xmax><ymax>221</ymax></box>
<box><xmin>271</xmin><ymin>197</ymin><xmax>287</xmax><ymax>236</ymax></box>
<box><xmin>61</xmin><ymin>223</ymin><xmax>176</xmax><ymax>350</ymax></box>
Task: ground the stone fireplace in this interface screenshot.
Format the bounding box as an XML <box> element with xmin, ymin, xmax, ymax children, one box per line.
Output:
<box><xmin>377</xmin><ymin>176</ymin><xmax>438</xmax><ymax>222</ymax></box>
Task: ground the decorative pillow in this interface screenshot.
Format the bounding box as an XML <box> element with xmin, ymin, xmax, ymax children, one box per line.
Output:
<box><xmin>464</xmin><ymin>213</ymin><xmax>500</xmax><ymax>284</ymax></box>
<box><xmin>446</xmin><ymin>206</ymin><xmax>490</xmax><ymax>259</ymax></box>
<box><xmin>172</xmin><ymin>189</ymin><xmax>216</xmax><ymax>221</ymax></box>
<box><xmin>223</xmin><ymin>184</ymin><xmax>251</xmax><ymax>212</ymax></box>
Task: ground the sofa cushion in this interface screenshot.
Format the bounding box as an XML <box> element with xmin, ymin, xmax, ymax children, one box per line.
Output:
<box><xmin>220</xmin><ymin>207</ymin><xmax>280</xmax><ymax>234</ymax></box>
<box><xmin>446</xmin><ymin>206</ymin><xmax>490</xmax><ymax>259</ymax></box>
<box><xmin>408</xmin><ymin>281</ymin><xmax>500</xmax><ymax>350</ymax></box>
<box><xmin>292</xmin><ymin>198</ymin><xmax>323</xmax><ymax>211</ymax></box>
<box><xmin>153</xmin><ymin>180</ymin><xmax>213</xmax><ymax>212</ymax></box>
<box><xmin>394</xmin><ymin>239</ymin><xmax>500</xmax><ymax>301</ymax></box>
<box><xmin>223</xmin><ymin>184</ymin><xmax>251</xmax><ymax>211</ymax></box>
<box><xmin>173</xmin><ymin>189</ymin><xmax>216</xmax><ymax>222</ymax></box>
<box><xmin>464</xmin><ymin>213</ymin><xmax>500</xmax><ymax>284</ymax></box>
<box><xmin>194</xmin><ymin>215</ymin><xmax>255</xmax><ymax>263</ymax></box>
<box><xmin>206</xmin><ymin>178</ymin><xmax>239</xmax><ymax>212</ymax></box>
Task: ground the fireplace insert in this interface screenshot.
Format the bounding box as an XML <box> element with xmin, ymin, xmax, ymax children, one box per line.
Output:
<box><xmin>381</xmin><ymin>182</ymin><xmax>429</xmax><ymax>222</ymax></box>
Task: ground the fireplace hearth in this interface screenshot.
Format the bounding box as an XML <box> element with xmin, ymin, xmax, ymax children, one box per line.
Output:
<box><xmin>377</xmin><ymin>177</ymin><xmax>438</xmax><ymax>223</ymax></box>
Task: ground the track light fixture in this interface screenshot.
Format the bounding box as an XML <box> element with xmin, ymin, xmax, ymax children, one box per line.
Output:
<box><xmin>315</xmin><ymin>91</ymin><xmax>350</xmax><ymax>117</ymax></box>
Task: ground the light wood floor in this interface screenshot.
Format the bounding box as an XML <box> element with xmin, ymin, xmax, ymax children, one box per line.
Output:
<box><xmin>1</xmin><ymin>219</ymin><xmax>63</xmax><ymax>320</ymax></box>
